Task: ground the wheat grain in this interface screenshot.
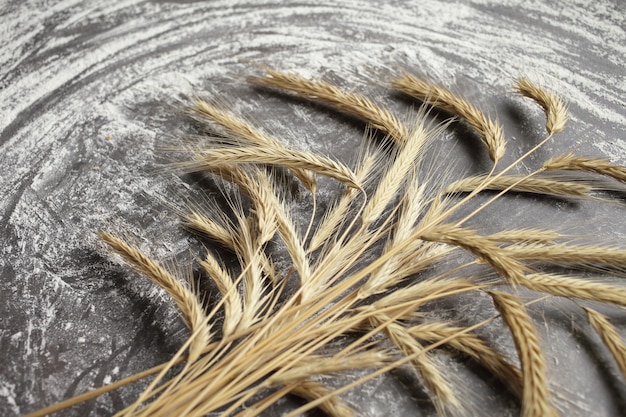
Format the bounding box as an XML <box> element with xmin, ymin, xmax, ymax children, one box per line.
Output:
<box><xmin>584</xmin><ymin>307</ymin><xmax>626</xmax><ymax>379</ymax></box>
<box><xmin>514</xmin><ymin>78</ymin><xmax>569</xmax><ymax>135</ymax></box>
<box><xmin>489</xmin><ymin>291</ymin><xmax>558</xmax><ymax>417</ymax></box>
<box><xmin>392</xmin><ymin>73</ymin><xmax>505</xmax><ymax>162</ymax></box>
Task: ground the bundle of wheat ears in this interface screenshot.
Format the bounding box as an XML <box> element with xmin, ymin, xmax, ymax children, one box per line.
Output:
<box><xmin>30</xmin><ymin>69</ymin><xmax>626</xmax><ymax>417</ymax></box>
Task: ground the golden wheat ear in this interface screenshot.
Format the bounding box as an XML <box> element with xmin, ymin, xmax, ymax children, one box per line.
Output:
<box><xmin>392</xmin><ymin>72</ymin><xmax>506</xmax><ymax>163</ymax></box>
<box><xmin>543</xmin><ymin>152</ymin><xmax>626</xmax><ymax>184</ymax></box>
<box><xmin>488</xmin><ymin>291</ymin><xmax>559</xmax><ymax>417</ymax></box>
<box><xmin>98</xmin><ymin>232</ymin><xmax>212</xmax><ymax>363</ymax></box>
<box><xmin>584</xmin><ymin>307</ymin><xmax>626</xmax><ymax>379</ymax></box>
<box><xmin>514</xmin><ymin>78</ymin><xmax>569</xmax><ymax>135</ymax></box>
<box><xmin>249</xmin><ymin>68</ymin><xmax>410</xmax><ymax>145</ymax></box>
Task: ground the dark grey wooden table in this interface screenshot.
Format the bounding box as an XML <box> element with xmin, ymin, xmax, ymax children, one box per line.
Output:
<box><xmin>1</xmin><ymin>1</ymin><xmax>625</xmax><ymax>416</ymax></box>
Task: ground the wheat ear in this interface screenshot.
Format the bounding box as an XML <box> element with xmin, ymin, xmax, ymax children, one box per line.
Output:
<box><xmin>544</xmin><ymin>152</ymin><xmax>626</xmax><ymax>183</ymax></box>
<box><xmin>99</xmin><ymin>232</ymin><xmax>211</xmax><ymax>363</ymax></box>
<box><xmin>232</xmin><ymin>216</ymin><xmax>268</xmax><ymax>329</ymax></box>
<box><xmin>584</xmin><ymin>307</ymin><xmax>626</xmax><ymax>379</ymax></box>
<box><xmin>487</xmin><ymin>229</ymin><xmax>561</xmax><ymax>244</ymax></box>
<box><xmin>519</xmin><ymin>273</ymin><xmax>626</xmax><ymax>307</ymax></box>
<box><xmin>183</xmin><ymin>211</ymin><xmax>236</xmax><ymax>248</ymax></box>
<box><xmin>514</xmin><ymin>78</ymin><xmax>569</xmax><ymax>135</ymax></box>
<box><xmin>446</xmin><ymin>174</ymin><xmax>592</xmax><ymax>198</ymax></box>
<box><xmin>250</xmin><ymin>69</ymin><xmax>409</xmax><ymax>145</ymax></box>
<box><xmin>370</xmin><ymin>317</ymin><xmax>461</xmax><ymax>415</ymax></box>
<box><xmin>504</xmin><ymin>242</ymin><xmax>626</xmax><ymax>268</ymax></box>
<box><xmin>190</xmin><ymin>98</ymin><xmax>317</xmax><ymax>190</ymax></box>
<box><xmin>392</xmin><ymin>73</ymin><xmax>505</xmax><ymax>162</ymax></box>
<box><xmin>191</xmin><ymin>146</ymin><xmax>360</xmax><ymax>189</ymax></box>
<box><xmin>408</xmin><ymin>322</ymin><xmax>523</xmax><ymax>398</ymax></box>
<box><xmin>361</xmin><ymin>118</ymin><xmax>434</xmax><ymax>226</ymax></box>
<box><xmin>489</xmin><ymin>291</ymin><xmax>558</xmax><ymax>417</ymax></box>
<box><xmin>309</xmin><ymin>152</ymin><xmax>377</xmax><ymax>252</ymax></box>
<box><xmin>198</xmin><ymin>253</ymin><xmax>242</xmax><ymax>336</ymax></box>
<box><xmin>421</xmin><ymin>224</ymin><xmax>528</xmax><ymax>285</ymax></box>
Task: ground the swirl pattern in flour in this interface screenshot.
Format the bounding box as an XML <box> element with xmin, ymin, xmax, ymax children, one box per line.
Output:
<box><xmin>1</xmin><ymin>1</ymin><xmax>625</xmax><ymax>416</ymax></box>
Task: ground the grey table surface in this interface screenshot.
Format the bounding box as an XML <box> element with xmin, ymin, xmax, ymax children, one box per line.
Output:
<box><xmin>1</xmin><ymin>0</ymin><xmax>626</xmax><ymax>416</ymax></box>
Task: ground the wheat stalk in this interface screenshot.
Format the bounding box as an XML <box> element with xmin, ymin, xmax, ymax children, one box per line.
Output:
<box><xmin>289</xmin><ymin>380</ymin><xmax>355</xmax><ymax>417</ymax></box>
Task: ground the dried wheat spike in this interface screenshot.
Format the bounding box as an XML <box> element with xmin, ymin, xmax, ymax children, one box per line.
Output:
<box><xmin>421</xmin><ymin>224</ymin><xmax>528</xmax><ymax>285</ymax></box>
<box><xmin>250</xmin><ymin>69</ymin><xmax>410</xmax><ymax>145</ymax></box>
<box><xmin>392</xmin><ymin>73</ymin><xmax>505</xmax><ymax>162</ymax></box>
<box><xmin>584</xmin><ymin>307</ymin><xmax>626</xmax><ymax>379</ymax></box>
<box><xmin>489</xmin><ymin>291</ymin><xmax>559</xmax><ymax>417</ymax></box>
<box><xmin>199</xmin><ymin>253</ymin><xmax>243</xmax><ymax>336</ymax></box>
<box><xmin>99</xmin><ymin>232</ymin><xmax>211</xmax><ymax>363</ymax></box>
<box><xmin>514</xmin><ymin>78</ymin><xmax>569</xmax><ymax>135</ymax></box>
<box><xmin>520</xmin><ymin>273</ymin><xmax>626</xmax><ymax>308</ymax></box>
<box><xmin>446</xmin><ymin>174</ymin><xmax>592</xmax><ymax>198</ymax></box>
<box><xmin>504</xmin><ymin>242</ymin><xmax>626</xmax><ymax>268</ymax></box>
<box><xmin>370</xmin><ymin>317</ymin><xmax>461</xmax><ymax>415</ymax></box>
<box><xmin>191</xmin><ymin>146</ymin><xmax>360</xmax><ymax>189</ymax></box>
<box><xmin>544</xmin><ymin>152</ymin><xmax>626</xmax><ymax>183</ymax></box>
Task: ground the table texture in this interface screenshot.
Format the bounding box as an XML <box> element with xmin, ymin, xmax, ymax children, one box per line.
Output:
<box><xmin>1</xmin><ymin>1</ymin><xmax>626</xmax><ymax>416</ymax></box>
